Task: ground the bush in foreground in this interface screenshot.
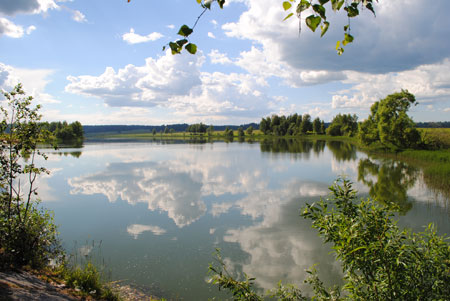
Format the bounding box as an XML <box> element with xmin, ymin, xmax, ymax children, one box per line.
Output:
<box><xmin>208</xmin><ymin>178</ymin><xmax>450</xmax><ymax>300</ymax></box>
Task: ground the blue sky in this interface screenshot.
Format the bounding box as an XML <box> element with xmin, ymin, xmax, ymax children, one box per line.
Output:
<box><xmin>1</xmin><ymin>0</ymin><xmax>450</xmax><ymax>125</ymax></box>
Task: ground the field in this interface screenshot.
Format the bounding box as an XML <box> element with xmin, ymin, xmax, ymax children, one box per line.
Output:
<box><xmin>419</xmin><ymin>128</ymin><xmax>450</xmax><ymax>149</ymax></box>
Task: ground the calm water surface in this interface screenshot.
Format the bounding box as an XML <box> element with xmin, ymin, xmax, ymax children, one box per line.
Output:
<box><xmin>40</xmin><ymin>139</ymin><xmax>450</xmax><ymax>300</ymax></box>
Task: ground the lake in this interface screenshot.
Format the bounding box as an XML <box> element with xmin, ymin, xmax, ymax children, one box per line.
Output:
<box><xmin>39</xmin><ymin>139</ymin><xmax>450</xmax><ymax>300</ymax></box>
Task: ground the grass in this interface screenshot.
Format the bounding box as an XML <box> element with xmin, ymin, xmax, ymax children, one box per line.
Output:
<box><xmin>419</xmin><ymin>128</ymin><xmax>450</xmax><ymax>149</ymax></box>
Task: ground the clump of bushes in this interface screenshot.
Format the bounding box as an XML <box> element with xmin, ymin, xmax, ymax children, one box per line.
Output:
<box><xmin>209</xmin><ymin>178</ymin><xmax>450</xmax><ymax>300</ymax></box>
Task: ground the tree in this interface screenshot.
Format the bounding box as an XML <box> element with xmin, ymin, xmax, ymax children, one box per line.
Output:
<box><xmin>358</xmin><ymin>90</ymin><xmax>420</xmax><ymax>150</ymax></box>
<box><xmin>246</xmin><ymin>125</ymin><xmax>253</xmax><ymax>136</ymax></box>
<box><xmin>0</xmin><ymin>84</ymin><xmax>61</xmax><ymax>268</ymax></box>
<box><xmin>237</xmin><ymin>127</ymin><xmax>245</xmax><ymax>138</ymax></box>
<box><xmin>300</xmin><ymin>114</ymin><xmax>312</xmax><ymax>134</ymax></box>
<box><xmin>152</xmin><ymin>128</ymin><xmax>157</xmax><ymax>135</ymax></box>
<box><xmin>312</xmin><ymin>117</ymin><xmax>321</xmax><ymax>134</ymax></box>
<box><xmin>326</xmin><ymin>113</ymin><xmax>358</xmax><ymax>137</ymax></box>
<box><xmin>127</xmin><ymin>0</ymin><xmax>376</xmax><ymax>55</ymax></box>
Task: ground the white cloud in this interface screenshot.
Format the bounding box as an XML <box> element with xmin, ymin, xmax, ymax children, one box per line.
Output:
<box><xmin>26</xmin><ymin>25</ymin><xmax>36</xmax><ymax>34</ymax></box>
<box><xmin>208</xmin><ymin>49</ymin><xmax>232</xmax><ymax>65</ymax></box>
<box><xmin>222</xmin><ymin>0</ymin><xmax>450</xmax><ymax>74</ymax></box>
<box><xmin>122</xmin><ymin>28</ymin><xmax>163</xmax><ymax>44</ymax></box>
<box><xmin>71</xmin><ymin>9</ymin><xmax>86</xmax><ymax>23</ymax></box>
<box><xmin>207</xmin><ymin>31</ymin><xmax>216</xmax><ymax>39</ymax></box>
<box><xmin>127</xmin><ymin>224</ymin><xmax>166</xmax><ymax>239</ymax></box>
<box><xmin>331</xmin><ymin>59</ymin><xmax>450</xmax><ymax>110</ymax></box>
<box><xmin>0</xmin><ymin>18</ymin><xmax>24</xmax><ymax>38</ymax></box>
<box><xmin>166</xmin><ymin>24</ymin><xmax>175</xmax><ymax>29</ymax></box>
<box><xmin>65</xmin><ymin>51</ymin><xmax>275</xmax><ymax>123</ymax></box>
<box><xmin>0</xmin><ymin>62</ymin><xmax>59</xmax><ymax>104</ymax></box>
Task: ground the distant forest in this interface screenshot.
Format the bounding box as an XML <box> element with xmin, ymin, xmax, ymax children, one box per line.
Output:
<box><xmin>83</xmin><ymin>123</ymin><xmax>259</xmax><ymax>135</ymax></box>
<box><xmin>83</xmin><ymin>121</ymin><xmax>449</xmax><ymax>136</ymax></box>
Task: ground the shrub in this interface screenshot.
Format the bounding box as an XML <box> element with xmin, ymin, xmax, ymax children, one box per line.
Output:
<box><xmin>0</xmin><ymin>84</ymin><xmax>61</xmax><ymax>269</ymax></box>
<box><xmin>209</xmin><ymin>178</ymin><xmax>450</xmax><ymax>300</ymax></box>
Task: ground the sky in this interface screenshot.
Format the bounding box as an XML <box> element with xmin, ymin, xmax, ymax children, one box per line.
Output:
<box><xmin>0</xmin><ymin>0</ymin><xmax>450</xmax><ymax>125</ymax></box>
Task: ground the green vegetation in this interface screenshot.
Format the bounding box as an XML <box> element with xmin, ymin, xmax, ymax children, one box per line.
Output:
<box><xmin>209</xmin><ymin>178</ymin><xmax>450</xmax><ymax>300</ymax></box>
<box><xmin>260</xmin><ymin>113</ymin><xmax>324</xmax><ymax>136</ymax></box>
<box><xmin>0</xmin><ymin>84</ymin><xmax>61</xmax><ymax>269</ymax></box>
<box><xmin>326</xmin><ymin>113</ymin><xmax>358</xmax><ymax>137</ymax></box>
<box><xmin>0</xmin><ymin>85</ymin><xmax>118</xmax><ymax>300</ymax></box>
<box><xmin>41</xmin><ymin>121</ymin><xmax>84</xmax><ymax>143</ymax></box>
<box><xmin>358</xmin><ymin>90</ymin><xmax>420</xmax><ymax>150</ymax></box>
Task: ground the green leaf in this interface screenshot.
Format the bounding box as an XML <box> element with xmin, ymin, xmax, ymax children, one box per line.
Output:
<box><xmin>319</xmin><ymin>0</ymin><xmax>329</xmax><ymax>4</ymax></box>
<box><xmin>218</xmin><ymin>0</ymin><xmax>225</xmax><ymax>9</ymax></box>
<box><xmin>176</xmin><ymin>39</ymin><xmax>188</xmax><ymax>47</ymax></box>
<box><xmin>312</xmin><ymin>4</ymin><xmax>326</xmax><ymax>19</ymax></box>
<box><xmin>297</xmin><ymin>0</ymin><xmax>310</xmax><ymax>14</ymax></box>
<box><xmin>283</xmin><ymin>1</ymin><xmax>292</xmax><ymax>11</ymax></box>
<box><xmin>344</xmin><ymin>24</ymin><xmax>349</xmax><ymax>32</ymax></box>
<box><xmin>178</xmin><ymin>25</ymin><xmax>193</xmax><ymax>37</ymax></box>
<box><xmin>365</xmin><ymin>2</ymin><xmax>375</xmax><ymax>15</ymax></box>
<box><xmin>203</xmin><ymin>0</ymin><xmax>212</xmax><ymax>9</ymax></box>
<box><xmin>342</xmin><ymin>33</ymin><xmax>354</xmax><ymax>46</ymax></box>
<box><xmin>283</xmin><ymin>12</ymin><xmax>294</xmax><ymax>21</ymax></box>
<box><xmin>305</xmin><ymin>15</ymin><xmax>321</xmax><ymax>32</ymax></box>
<box><xmin>185</xmin><ymin>43</ymin><xmax>197</xmax><ymax>54</ymax></box>
<box><xmin>345</xmin><ymin>5</ymin><xmax>359</xmax><ymax>17</ymax></box>
<box><xmin>169</xmin><ymin>42</ymin><xmax>181</xmax><ymax>54</ymax></box>
<box><xmin>331</xmin><ymin>0</ymin><xmax>344</xmax><ymax>11</ymax></box>
<box><xmin>320</xmin><ymin>21</ymin><xmax>329</xmax><ymax>37</ymax></box>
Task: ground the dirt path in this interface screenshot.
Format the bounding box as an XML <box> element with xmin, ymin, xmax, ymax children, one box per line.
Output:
<box><xmin>0</xmin><ymin>270</ymin><xmax>79</xmax><ymax>300</ymax></box>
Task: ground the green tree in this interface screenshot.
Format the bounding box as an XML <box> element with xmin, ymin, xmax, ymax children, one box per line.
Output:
<box><xmin>312</xmin><ymin>117</ymin><xmax>321</xmax><ymax>134</ymax></box>
<box><xmin>326</xmin><ymin>113</ymin><xmax>358</xmax><ymax>137</ymax></box>
<box><xmin>300</xmin><ymin>114</ymin><xmax>312</xmax><ymax>134</ymax></box>
<box><xmin>207</xmin><ymin>125</ymin><xmax>214</xmax><ymax>136</ymax></box>
<box><xmin>245</xmin><ymin>125</ymin><xmax>254</xmax><ymax>136</ymax></box>
<box><xmin>0</xmin><ymin>84</ymin><xmax>61</xmax><ymax>268</ymax></box>
<box><xmin>237</xmin><ymin>127</ymin><xmax>245</xmax><ymax>138</ymax></box>
<box><xmin>358</xmin><ymin>90</ymin><xmax>420</xmax><ymax>150</ymax></box>
<box><xmin>152</xmin><ymin>128</ymin><xmax>157</xmax><ymax>135</ymax></box>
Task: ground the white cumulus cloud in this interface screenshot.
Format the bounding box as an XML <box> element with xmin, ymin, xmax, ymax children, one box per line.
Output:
<box><xmin>122</xmin><ymin>28</ymin><xmax>163</xmax><ymax>44</ymax></box>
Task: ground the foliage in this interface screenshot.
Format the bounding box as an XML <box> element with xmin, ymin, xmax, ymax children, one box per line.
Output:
<box><xmin>41</xmin><ymin>120</ymin><xmax>84</xmax><ymax>142</ymax></box>
<box><xmin>302</xmin><ymin>178</ymin><xmax>450</xmax><ymax>299</ymax></box>
<box><xmin>224</xmin><ymin>126</ymin><xmax>234</xmax><ymax>138</ymax></box>
<box><xmin>187</xmin><ymin>122</ymin><xmax>208</xmax><ymax>134</ymax></box>
<box><xmin>238</xmin><ymin>127</ymin><xmax>245</xmax><ymax>138</ymax></box>
<box><xmin>326</xmin><ymin>113</ymin><xmax>358</xmax><ymax>137</ymax></box>
<box><xmin>282</xmin><ymin>0</ymin><xmax>377</xmax><ymax>54</ymax></box>
<box><xmin>0</xmin><ymin>84</ymin><xmax>62</xmax><ymax>269</ymax></box>
<box><xmin>209</xmin><ymin>178</ymin><xmax>450</xmax><ymax>300</ymax></box>
<box><xmin>63</xmin><ymin>261</ymin><xmax>120</xmax><ymax>300</ymax></box>
<box><xmin>358</xmin><ymin>90</ymin><xmax>420</xmax><ymax>150</ymax></box>
<box><xmin>246</xmin><ymin>125</ymin><xmax>254</xmax><ymax>136</ymax></box>
<box><xmin>418</xmin><ymin>128</ymin><xmax>450</xmax><ymax>150</ymax></box>
<box><xmin>127</xmin><ymin>0</ymin><xmax>377</xmax><ymax>55</ymax></box>
<box><xmin>259</xmin><ymin>114</ymin><xmax>323</xmax><ymax>136</ymax></box>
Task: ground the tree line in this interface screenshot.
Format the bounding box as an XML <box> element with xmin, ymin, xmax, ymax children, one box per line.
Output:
<box><xmin>41</xmin><ymin>121</ymin><xmax>84</xmax><ymax>142</ymax></box>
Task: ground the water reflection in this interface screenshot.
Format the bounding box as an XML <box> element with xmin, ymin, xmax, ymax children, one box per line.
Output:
<box><xmin>41</xmin><ymin>140</ymin><xmax>449</xmax><ymax>299</ymax></box>
<box><xmin>260</xmin><ymin>138</ymin><xmax>325</xmax><ymax>157</ymax></box>
<box><xmin>69</xmin><ymin>161</ymin><xmax>206</xmax><ymax>227</ymax></box>
<box><xmin>326</xmin><ymin>140</ymin><xmax>357</xmax><ymax>161</ymax></box>
<box><xmin>357</xmin><ymin>157</ymin><xmax>418</xmax><ymax>214</ymax></box>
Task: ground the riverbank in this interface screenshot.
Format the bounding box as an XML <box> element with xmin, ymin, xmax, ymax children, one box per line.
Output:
<box><xmin>0</xmin><ymin>269</ymin><xmax>161</xmax><ymax>301</ymax></box>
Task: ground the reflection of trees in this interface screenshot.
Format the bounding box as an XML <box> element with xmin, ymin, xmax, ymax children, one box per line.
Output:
<box><xmin>260</xmin><ymin>139</ymin><xmax>325</xmax><ymax>156</ymax></box>
<box><xmin>326</xmin><ymin>141</ymin><xmax>356</xmax><ymax>161</ymax></box>
<box><xmin>358</xmin><ymin>158</ymin><xmax>418</xmax><ymax>214</ymax></box>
